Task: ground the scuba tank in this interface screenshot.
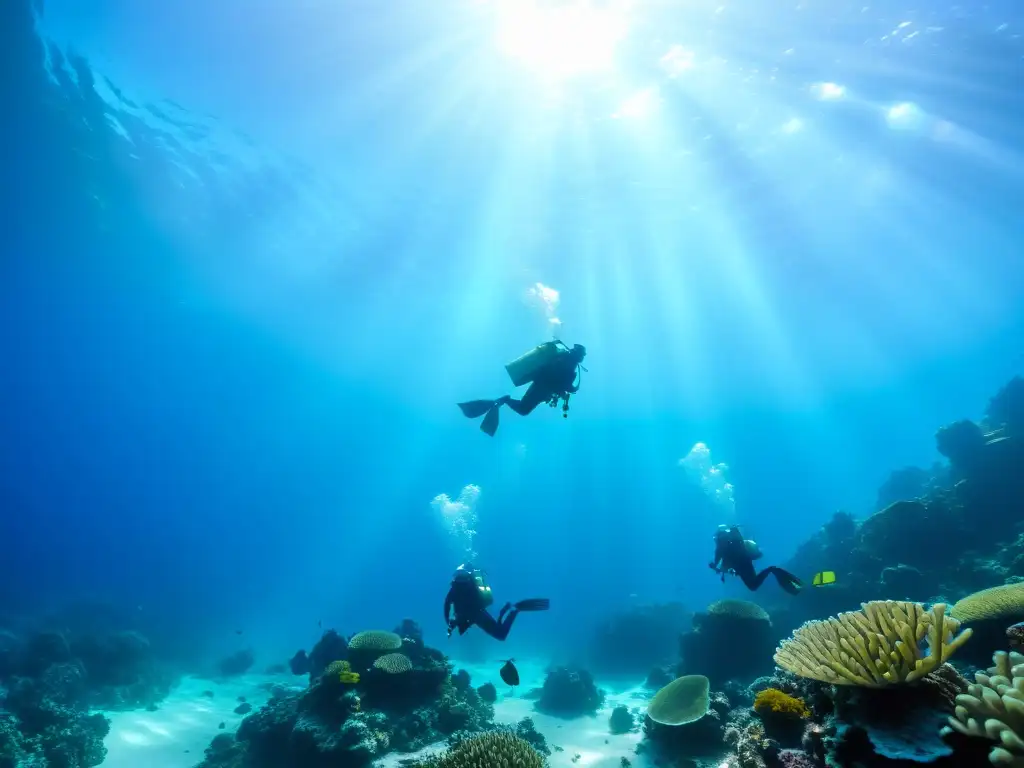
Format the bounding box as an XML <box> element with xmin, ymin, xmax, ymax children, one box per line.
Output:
<box><xmin>505</xmin><ymin>341</ymin><xmax>567</xmax><ymax>387</ymax></box>
<box><xmin>453</xmin><ymin>564</ymin><xmax>494</xmax><ymax>607</ymax></box>
<box><xmin>743</xmin><ymin>540</ymin><xmax>763</xmax><ymax>560</ymax></box>
<box><xmin>474</xmin><ymin>572</ymin><xmax>494</xmax><ymax>607</ymax></box>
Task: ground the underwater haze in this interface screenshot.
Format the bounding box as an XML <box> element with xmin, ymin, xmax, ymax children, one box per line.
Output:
<box><xmin>4</xmin><ymin>0</ymin><xmax>1024</xmax><ymax>700</ymax></box>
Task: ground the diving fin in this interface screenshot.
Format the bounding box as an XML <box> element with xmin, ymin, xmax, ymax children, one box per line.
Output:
<box><xmin>514</xmin><ymin>598</ymin><xmax>550</xmax><ymax>612</ymax></box>
<box><xmin>776</xmin><ymin>569</ymin><xmax>803</xmax><ymax>596</ymax></box>
<box><xmin>481</xmin><ymin>405</ymin><xmax>500</xmax><ymax>437</ymax></box>
<box><xmin>459</xmin><ymin>400</ymin><xmax>498</xmax><ymax>419</ymax></box>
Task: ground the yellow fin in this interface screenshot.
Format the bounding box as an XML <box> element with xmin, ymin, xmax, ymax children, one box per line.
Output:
<box><xmin>812</xmin><ymin>571</ymin><xmax>836</xmax><ymax>587</ymax></box>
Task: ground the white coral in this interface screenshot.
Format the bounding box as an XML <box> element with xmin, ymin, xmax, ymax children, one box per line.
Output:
<box><xmin>943</xmin><ymin>650</ymin><xmax>1024</xmax><ymax>766</ymax></box>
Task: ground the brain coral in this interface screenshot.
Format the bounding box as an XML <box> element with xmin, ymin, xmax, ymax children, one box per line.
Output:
<box><xmin>348</xmin><ymin>631</ymin><xmax>403</xmax><ymax>652</ymax></box>
<box><xmin>950</xmin><ymin>583</ymin><xmax>1024</xmax><ymax>623</ymax></box>
<box><xmin>373</xmin><ymin>653</ymin><xmax>413</xmax><ymax>674</ymax></box>
<box><xmin>707</xmin><ymin>599</ymin><xmax>771</xmax><ymax>623</ymax></box>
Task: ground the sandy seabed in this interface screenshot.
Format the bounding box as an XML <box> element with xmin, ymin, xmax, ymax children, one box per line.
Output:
<box><xmin>102</xmin><ymin>659</ymin><xmax>657</xmax><ymax>768</ymax></box>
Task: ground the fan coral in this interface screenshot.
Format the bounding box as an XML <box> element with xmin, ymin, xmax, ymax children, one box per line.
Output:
<box><xmin>774</xmin><ymin>601</ymin><xmax>971</xmax><ymax>687</ymax></box>
<box><xmin>753</xmin><ymin>689</ymin><xmax>810</xmax><ymax>719</ymax></box>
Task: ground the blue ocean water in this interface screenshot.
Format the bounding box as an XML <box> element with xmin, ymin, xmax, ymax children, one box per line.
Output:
<box><xmin>3</xmin><ymin>0</ymin><xmax>1024</xmax><ymax>689</ymax></box>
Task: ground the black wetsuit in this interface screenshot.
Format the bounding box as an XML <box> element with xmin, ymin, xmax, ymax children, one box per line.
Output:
<box><xmin>444</xmin><ymin>581</ymin><xmax>518</xmax><ymax>641</ymax></box>
<box><xmin>502</xmin><ymin>353</ymin><xmax>580</xmax><ymax>415</ymax></box>
<box><xmin>712</xmin><ymin>532</ymin><xmax>801</xmax><ymax>594</ymax></box>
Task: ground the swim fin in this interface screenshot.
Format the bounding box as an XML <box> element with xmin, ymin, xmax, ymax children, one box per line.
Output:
<box><xmin>775</xmin><ymin>569</ymin><xmax>803</xmax><ymax>596</ymax></box>
<box><xmin>514</xmin><ymin>598</ymin><xmax>550</xmax><ymax>612</ymax></box>
<box><xmin>481</xmin><ymin>405</ymin><xmax>500</xmax><ymax>437</ymax></box>
<box><xmin>459</xmin><ymin>400</ymin><xmax>497</xmax><ymax>419</ymax></box>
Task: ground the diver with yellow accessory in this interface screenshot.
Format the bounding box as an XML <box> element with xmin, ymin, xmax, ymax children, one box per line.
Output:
<box><xmin>444</xmin><ymin>563</ymin><xmax>549</xmax><ymax>641</ymax></box>
<box><xmin>710</xmin><ymin>525</ymin><xmax>803</xmax><ymax>595</ymax></box>
<box><xmin>457</xmin><ymin>340</ymin><xmax>586</xmax><ymax>436</ymax></box>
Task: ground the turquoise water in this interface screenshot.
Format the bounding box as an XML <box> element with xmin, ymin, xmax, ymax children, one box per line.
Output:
<box><xmin>4</xmin><ymin>0</ymin><xmax>1024</xmax><ymax>673</ymax></box>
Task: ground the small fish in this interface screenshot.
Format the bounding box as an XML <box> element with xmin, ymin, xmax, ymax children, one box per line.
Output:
<box><xmin>1007</xmin><ymin>621</ymin><xmax>1024</xmax><ymax>649</ymax></box>
<box><xmin>318</xmin><ymin>620</ymin><xmax>322</xmax><ymax>629</ymax></box>
<box><xmin>812</xmin><ymin>571</ymin><xmax>836</xmax><ymax>587</ymax></box>
<box><xmin>500</xmin><ymin>658</ymin><xmax>520</xmax><ymax>688</ymax></box>
<box><xmin>235</xmin><ymin>629</ymin><xmax>243</xmax><ymax>635</ymax></box>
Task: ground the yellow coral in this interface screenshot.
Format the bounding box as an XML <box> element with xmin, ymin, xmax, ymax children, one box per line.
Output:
<box><xmin>950</xmin><ymin>583</ymin><xmax>1024</xmax><ymax>623</ymax></box>
<box><xmin>324</xmin><ymin>659</ymin><xmax>360</xmax><ymax>684</ymax></box>
<box><xmin>774</xmin><ymin>600</ymin><xmax>971</xmax><ymax>687</ymax></box>
<box><xmin>753</xmin><ymin>688</ymin><xmax>810</xmax><ymax>719</ymax></box>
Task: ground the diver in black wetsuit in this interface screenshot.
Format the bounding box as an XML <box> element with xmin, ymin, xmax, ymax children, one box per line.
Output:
<box><xmin>709</xmin><ymin>525</ymin><xmax>803</xmax><ymax>595</ymax></box>
<box><xmin>458</xmin><ymin>342</ymin><xmax>586</xmax><ymax>436</ymax></box>
<box><xmin>444</xmin><ymin>564</ymin><xmax>549</xmax><ymax>641</ymax></box>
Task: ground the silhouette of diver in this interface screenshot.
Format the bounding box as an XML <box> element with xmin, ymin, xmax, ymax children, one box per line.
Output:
<box><xmin>443</xmin><ymin>564</ymin><xmax>549</xmax><ymax>641</ymax></box>
<box><xmin>458</xmin><ymin>341</ymin><xmax>586</xmax><ymax>436</ymax></box>
<box><xmin>709</xmin><ymin>525</ymin><xmax>802</xmax><ymax>595</ymax></box>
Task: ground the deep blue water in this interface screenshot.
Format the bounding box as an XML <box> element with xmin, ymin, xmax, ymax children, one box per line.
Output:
<box><xmin>2</xmin><ymin>0</ymin><xmax>1024</xmax><ymax>666</ymax></box>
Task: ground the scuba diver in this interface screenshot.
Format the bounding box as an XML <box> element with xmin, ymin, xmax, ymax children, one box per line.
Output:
<box><xmin>458</xmin><ymin>340</ymin><xmax>587</xmax><ymax>436</ymax></box>
<box><xmin>709</xmin><ymin>525</ymin><xmax>803</xmax><ymax>595</ymax></box>
<box><xmin>444</xmin><ymin>563</ymin><xmax>550</xmax><ymax>641</ymax></box>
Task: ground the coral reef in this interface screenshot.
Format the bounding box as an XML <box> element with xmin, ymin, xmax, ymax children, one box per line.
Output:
<box><xmin>289</xmin><ymin>650</ymin><xmax>310</xmax><ymax>676</ymax></box>
<box><xmin>393</xmin><ymin>619</ymin><xmax>424</xmax><ymax>646</ymax></box>
<box><xmin>217</xmin><ymin>649</ymin><xmax>255</xmax><ymax>677</ymax></box>
<box><xmin>679</xmin><ymin>599</ymin><xmax>776</xmax><ymax>684</ymax></box>
<box><xmin>0</xmin><ymin>673</ymin><xmax>111</xmax><ymax>767</ymax></box>
<box><xmin>535</xmin><ymin>666</ymin><xmax>604</xmax><ymax>717</ymax></box>
<box><xmin>588</xmin><ymin>602</ymin><xmax>690</xmax><ymax>676</ymax></box>
<box><xmin>828</xmin><ymin>664</ymin><xmax>969</xmax><ymax>763</ymax></box>
<box><xmin>0</xmin><ymin>624</ymin><xmax>185</xmax><ymax>768</ymax></box>
<box><xmin>476</xmin><ymin>682</ymin><xmax>496</xmax><ymax>703</ymax></box>
<box><xmin>195</xmin><ymin>628</ymin><xmax>494</xmax><ymax>767</ymax></box>
<box><xmin>308</xmin><ymin>630</ymin><xmax>348</xmax><ymax>680</ymax></box>
<box><xmin>608</xmin><ymin>705</ymin><xmax>635</xmax><ymax>734</ymax></box>
<box><xmin>642</xmin><ymin>689</ymin><xmax>730</xmax><ymax>760</ymax></box>
<box><xmin>644</xmin><ymin>665</ymin><xmax>673</xmax><ymax>690</ymax></box>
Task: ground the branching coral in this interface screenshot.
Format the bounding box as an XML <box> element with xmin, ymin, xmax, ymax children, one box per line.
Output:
<box><xmin>943</xmin><ymin>650</ymin><xmax>1024</xmax><ymax>764</ymax></box>
<box><xmin>774</xmin><ymin>601</ymin><xmax>971</xmax><ymax>687</ymax></box>
<box><xmin>423</xmin><ymin>732</ymin><xmax>544</xmax><ymax>768</ymax></box>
